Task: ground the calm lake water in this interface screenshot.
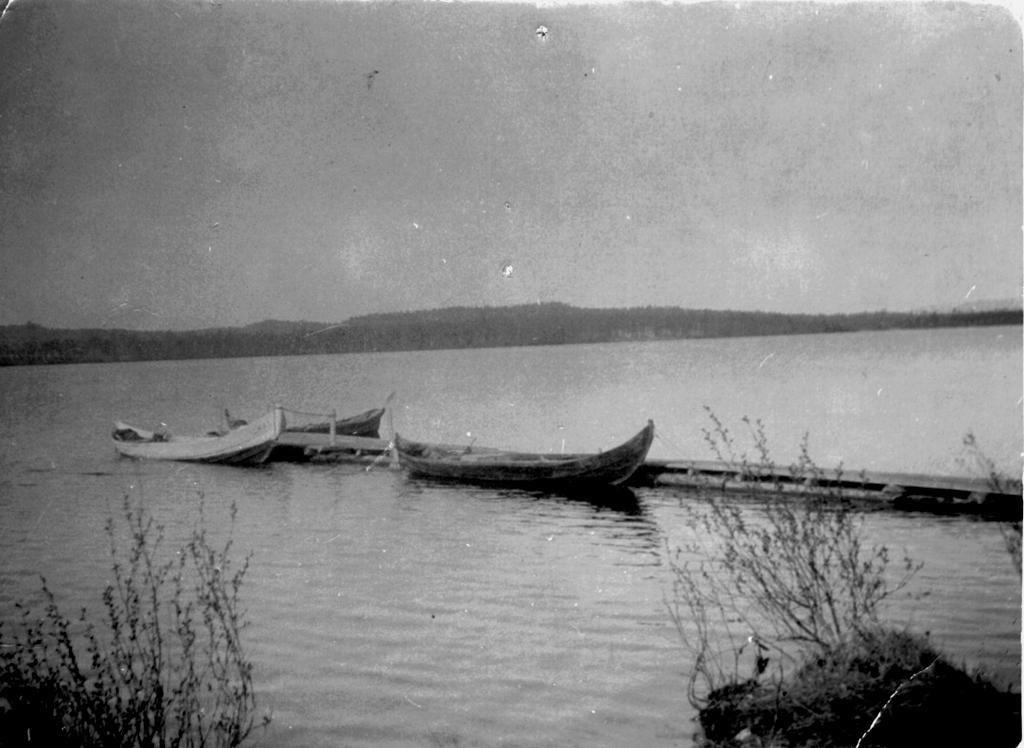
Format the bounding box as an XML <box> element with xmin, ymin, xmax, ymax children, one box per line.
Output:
<box><xmin>0</xmin><ymin>326</ymin><xmax>1020</xmax><ymax>746</ymax></box>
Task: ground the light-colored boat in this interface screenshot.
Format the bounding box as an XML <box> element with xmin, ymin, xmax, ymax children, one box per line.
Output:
<box><xmin>393</xmin><ymin>420</ymin><xmax>654</xmax><ymax>487</ymax></box>
<box><xmin>112</xmin><ymin>408</ymin><xmax>284</xmax><ymax>465</ymax></box>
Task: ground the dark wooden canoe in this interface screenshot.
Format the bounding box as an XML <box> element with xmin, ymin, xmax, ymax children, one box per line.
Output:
<box><xmin>394</xmin><ymin>420</ymin><xmax>654</xmax><ymax>487</ymax></box>
<box><xmin>285</xmin><ymin>407</ymin><xmax>385</xmax><ymax>438</ymax></box>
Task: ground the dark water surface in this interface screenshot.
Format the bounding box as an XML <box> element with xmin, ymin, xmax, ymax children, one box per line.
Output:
<box><xmin>0</xmin><ymin>328</ymin><xmax>1019</xmax><ymax>746</ymax></box>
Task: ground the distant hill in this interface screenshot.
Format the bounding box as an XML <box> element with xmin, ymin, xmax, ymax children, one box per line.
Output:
<box><xmin>0</xmin><ymin>302</ymin><xmax>1019</xmax><ymax>366</ymax></box>
<box><xmin>241</xmin><ymin>320</ymin><xmax>331</xmax><ymax>336</ymax></box>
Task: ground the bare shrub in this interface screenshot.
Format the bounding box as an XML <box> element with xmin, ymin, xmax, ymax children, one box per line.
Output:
<box><xmin>0</xmin><ymin>495</ymin><xmax>268</xmax><ymax>747</ymax></box>
<box><xmin>959</xmin><ymin>430</ymin><xmax>1021</xmax><ymax>575</ymax></box>
<box><xmin>667</xmin><ymin>409</ymin><xmax>921</xmax><ymax>711</ymax></box>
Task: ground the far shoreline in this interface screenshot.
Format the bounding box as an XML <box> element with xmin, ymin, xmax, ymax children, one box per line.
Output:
<box><xmin>0</xmin><ymin>303</ymin><xmax>1019</xmax><ymax>367</ymax></box>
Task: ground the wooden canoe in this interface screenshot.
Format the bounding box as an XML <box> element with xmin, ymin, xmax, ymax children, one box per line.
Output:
<box><xmin>111</xmin><ymin>408</ymin><xmax>284</xmax><ymax>465</ymax></box>
<box><xmin>393</xmin><ymin>420</ymin><xmax>654</xmax><ymax>487</ymax></box>
<box><xmin>284</xmin><ymin>407</ymin><xmax>385</xmax><ymax>438</ymax></box>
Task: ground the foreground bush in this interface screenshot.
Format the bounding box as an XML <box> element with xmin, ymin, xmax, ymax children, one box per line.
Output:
<box><xmin>669</xmin><ymin>412</ymin><xmax>921</xmax><ymax>700</ymax></box>
<box><xmin>0</xmin><ymin>496</ymin><xmax>266</xmax><ymax>747</ymax></box>
<box><xmin>959</xmin><ymin>431</ymin><xmax>1022</xmax><ymax>574</ymax></box>
<box><xmin>669</xmin><ymin>411</ymin><xmax>1019</xmax><ymax>746</ymax></box>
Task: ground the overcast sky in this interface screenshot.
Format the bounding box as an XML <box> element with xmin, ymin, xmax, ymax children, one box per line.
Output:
<box><xmin>0</xmin><ymin>0</ymin><xmax>1020</xmax><ymax>329</ymax></box>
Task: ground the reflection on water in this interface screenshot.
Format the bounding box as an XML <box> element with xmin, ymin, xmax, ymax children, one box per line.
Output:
<box><xmin>404</xmin><ymin>479</ymin><xmax>648</xmax><ymax>515</ymax></box>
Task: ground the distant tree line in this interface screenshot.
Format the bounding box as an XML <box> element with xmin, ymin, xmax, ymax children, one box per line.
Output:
<box><xmin>0</xmin><ymin>303</ymin><xmax>1019</xmax><ymax>366</ymax></box>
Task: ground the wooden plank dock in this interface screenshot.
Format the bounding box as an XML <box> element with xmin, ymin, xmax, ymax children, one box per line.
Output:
<box><xmin>271</xmin><ymin>431</ymin><xmax>391</xmax><ymax>463</ymax></box>
<box><xmin>632</xmin><ymin>459</ymin><xmax>1022</xmax><ymax>519</ymax></box>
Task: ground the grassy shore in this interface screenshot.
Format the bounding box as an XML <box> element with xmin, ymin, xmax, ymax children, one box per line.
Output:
<box><xmin>697</xmin><ymin>627</ymin><xmax>1020</xmax><ymax>747</ymax></box>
